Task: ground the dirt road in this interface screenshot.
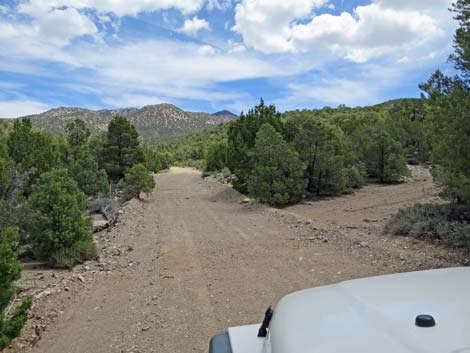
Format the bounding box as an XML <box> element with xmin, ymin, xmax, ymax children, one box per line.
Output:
<box><xmin>13</xmin><ymin>167</ymin><xmax>465</xmax><ymax>353</ymax></box>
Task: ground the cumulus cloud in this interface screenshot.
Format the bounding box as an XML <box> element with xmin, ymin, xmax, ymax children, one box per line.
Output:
<box><xmin>233</xmin><ymin>0</ymin><xmax>328</xmax><ymax>53</ymax></box>
<box><xmin>179</xmin><ymin>16</ymin><xmax>210</xmax><ymax>36</ymax></box>
<box><xmin>36</xmin><ymin>8</ymin><xmax>98</xmax><ymax>46</ymax></box>
<box><xmin>0</xmin><ymin>0</ymin><xmax>458</xmax><ymax>111</ymax></box>
<box><xmin>233</xmin><ymin>0</ymin><xmax>454</xmax><ymax>62</ymax></box>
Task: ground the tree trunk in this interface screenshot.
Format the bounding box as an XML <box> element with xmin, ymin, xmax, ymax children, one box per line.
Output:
<box><xmin>317</xmin><ymin>171</ymin><xmax>322</xmax><ymax>196</ymax></box>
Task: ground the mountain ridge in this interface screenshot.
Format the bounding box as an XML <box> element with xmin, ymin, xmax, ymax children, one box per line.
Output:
<box><xmin>11</xmin><ymin>104</ymin><xmax>238</xmax><ymax>141</ymax></box>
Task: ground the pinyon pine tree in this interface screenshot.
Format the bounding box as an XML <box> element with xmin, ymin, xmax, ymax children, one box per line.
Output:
<box><xmin>100</xmin><ymin>116</ymin><xmax>144</xmax><ymax>180</ymax></box>
<box><xmin>247</xmin><ymin>124</ymin><xmax>306</xmax><ymax>205</ymax></box>
<box><xmin>27</xmin><ymin>169</ymin><xmax>94</xmax><ymax>267</ymax></box>
<box><xmin>417</xmin><ymin>0</ymin><xmax>470</xmax><ymax>204</ymax></box>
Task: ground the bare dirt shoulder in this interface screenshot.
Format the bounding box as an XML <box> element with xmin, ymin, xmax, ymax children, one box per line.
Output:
<box><xmin>7</xmin><ymin>166</ymin><xmax>467</xmax><ymax>353</ymax></box>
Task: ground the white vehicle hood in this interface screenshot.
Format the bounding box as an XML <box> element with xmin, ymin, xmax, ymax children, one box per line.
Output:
<box><xmin>270</xmin><ymin>267</ymin><xmax>470</xmax><ymax>353</ymax></box>
<box><xmin>228</xmin><ymin>267</ymin><xmax>470</xmax><ymax>353</ymax></box>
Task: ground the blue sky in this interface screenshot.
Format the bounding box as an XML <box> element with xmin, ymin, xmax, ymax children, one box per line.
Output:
<box><xmin>0</xmin><ymin>0</ymin><xmax>457</xmax><ymax>117</ymax></box>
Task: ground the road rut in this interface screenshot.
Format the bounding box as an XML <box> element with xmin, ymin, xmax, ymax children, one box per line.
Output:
<box><xmin>23</xmin><ymin>167</ymin><xmax>463</xmax><ymax>353</ymax></box>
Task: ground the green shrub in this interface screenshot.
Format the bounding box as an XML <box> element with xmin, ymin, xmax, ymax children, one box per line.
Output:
<box><xmin>0</xmin><ymin>228</ymin><xmax>31</xmax><ymax>350</ymax></box>
<box><xmin>0</xmin><ymin>228</ymin><xmax>21</xmax><ymax>311</ymax></box>
<box><xmin>1</xmin><ymin>297</ymin><xmax>32</xmax><ymax>346</ymax></box>
<box><xmin>346</xmin><ymin>164</ymin><xmax>366</xmax><ymax>189</ymax></box>
<box><xmin>143</xmin><ymin>147</ymin><xmax>163</xmax><ymax>173</ymax></box>
<box><xmin>386</xmin><ymin>203</ymin><xmax>470</xmax><ymax>249</ymax></box>
<box><xmin>50</xmin><ymin>239</ymin><xmax>97</xmax><ymax>268</ymax></box>
<box><xmin>157</xmin><ymin>152</ymin><xmax>174</xmax><ymax>169</ymax></box>
<box><xmin>69</xmin><ymin>148</ymin><xmax>109</xmax><ymax>197</ymax></box>
<box><xmin>119</xmin><ymin>164</ymin><xmax>156</xmax><ymax>201</ymax></box>
<box><xmin>26</xmin><ymin>169</ymin><xmax>94</xmax><ymax>267</ymax></box>
<box><xmin>205</xmin><ymin>142</ymin><xmax>229</xmax><ymax>172</ymax></box>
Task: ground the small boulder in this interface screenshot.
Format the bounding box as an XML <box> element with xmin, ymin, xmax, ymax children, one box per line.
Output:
<box><xmin>92</xmin><ymin>220</ymin><xmax>109</xmax><ymax>232</ymax></box>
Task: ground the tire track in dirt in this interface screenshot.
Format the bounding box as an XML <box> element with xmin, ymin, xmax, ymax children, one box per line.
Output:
<box><xmin>20</xmin><ymin>167</ymin><xmax>464</xmax><ymax>353</ymax></box>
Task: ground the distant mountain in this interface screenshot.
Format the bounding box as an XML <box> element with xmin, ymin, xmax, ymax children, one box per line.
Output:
<box><xmin>212</xmin><ymin>110</ymin><xmax>237</xmax><ymax>117</ymax></box>
<box><xmin>13</xmin><ymin>104</ymin><xmax>238</xmax><ymax>141</ymax></box>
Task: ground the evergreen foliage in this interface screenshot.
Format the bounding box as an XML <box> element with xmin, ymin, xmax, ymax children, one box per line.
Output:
<box><xmin>142</xmin><ymin>146</ymin><xmax>163</xmax><ymax>173</ymax></box>
<box><xmin>227</xmin><ymin>99</ymin><xmax>283</xmax><ymax>192</ymax></box>
<box><xmin>0</xmin><ymin>154</ymin><xmax>15</xmax><ymax>201</ymax></box>
<box><xmin>7</xmin><ymin>119</ymin><xmax>59</xmax><ymax>175</ymax></box>
<box><xmin>205</xmin><ymin>142</ymin><xmax>229</xmax><ymax>172</ymax></box>
<box><xmin>119</xmin><ymin>164</ymin><xmax>156</xmax><ymax>201</ymax></box>
<box><xmin>155</xmin><ymin>124</ymin><xmax>227</xmax><ymax>168</ymax></box>
<box><xmin>366</xmin><ymin>131</ymin><xmax>410</xmax><ymax>183</ymax></box>
<box><xmin>420</xmin><ymin>0</ymin><xmax>470</xmax><ymax>205</ymax></box>
<box><xmin>0</xmin><ymin>228</ymin><xmax>31</xmax><ymax>350</ymax></box>
<box><xmin>285</xmin><ymin>113</ymin><xmax>351</xmax><ymax>195</ymax></box>
<box><xmin>69</xmin><ymin>147</ymin><xmax>109</xmax><ymax>197</ymax></box>
<box><xmin>449</xmin><ymin>0</ymin><xmax>470</xmax><ymax>75</ymax></box>
<box><xmin>387</xmin><ymin>1</ymin><xmax>470</xmax><ymax>250</ymax></box>
<box><xmin>26</xmin><ymin>169</ymin><xmax>94</xmax><ymax>267</ymax></box>
<box><xmin>100</xmin><ymin>116</ymin><xmax>144</xmax><ymax>180</ymax></box>
<box><xmin>247</xmin><ymin>124</ymin><xmax>306</xmax><ymax>205</ymax></box>
<box><xmin>0</xmin><ymin>228</ymin><xmax>21</xmax><ymax>312</ymax></box>
<box><xmin>65</xmin><ymin>119</ymin><xmax>90</xmax><ymax>148</ymax></box>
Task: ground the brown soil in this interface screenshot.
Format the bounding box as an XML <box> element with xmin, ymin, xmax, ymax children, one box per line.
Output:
<box><xmin>7</xmin><ymin>166</ymin><xmax>468</xmax><ymax>353</ymax></box>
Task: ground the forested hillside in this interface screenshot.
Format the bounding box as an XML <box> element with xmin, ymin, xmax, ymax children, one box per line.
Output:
<box><xmin>3</xmin><ymin>104</ymin><xmax>237</xmax><ymax>141</ymax></box>
<box><xmin>159</xmin><ymin>97</ymin><xmax>427</xmax><ymax>187</ymax></box>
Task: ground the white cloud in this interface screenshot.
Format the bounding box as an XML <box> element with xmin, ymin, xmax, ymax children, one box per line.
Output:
<box><xmin>233</xmin><ymin>0</ymin><xmax>454</xmax><ymax>62</ymax></box>
<box><xmin>0</xmin><ymin>7</ymin><xmax>97</xmax><ymax>55</ymax></box>
<box><xmin>228</xmin><ymin>40</ymin><xmax>246</xmax><ymax>53</ymax></box>
<box><xmin>36</xmin><ymin>8</ymin><xmax>98</xmax><ymax>46</ymax></box>
<box><xmin>288</xmin><ymin>79</ymin><xmax>379</xmax><ymax>107</ymax></box>
<box><xmin>18</xmin><ymin>0</ymin><xmax>206</xmax><ymax>17</ymax></box>
<box><xmin>0</xmin><ymin>0</ymin><xmax>458</xmax><ymax>111</ymax></box>
<box><xmin>198</xmin><ymin>44</ymin><xmax>216</xmax><ymax>55</ymax></box>
<box><xmin>0</xmin><ymin>100</ymin><xmax>50</xmax><ymax>119</ymax></box>
<box><xmin>276</xmin><ymin>59</ymin><xmax>429</xmax><ymax>111</ymax></box>
<box><xmin>179</xmin><ymin>16</ymin><xmax>210</xmax><ymax>36</ymax></box>
<box><xmin>75</xmin><ymin>40</ymin><xmax>282</xmax><ymax>88</ymax></box>
<box><xmin>233</xmin><ymin>0</ymin><xmax>328</xmax><ymax>53</ymax></box>
<box><xmin>43</xmin><ymin>39</ymin><xmax>292</xmax><ymax>106</ymax></box>
<box><xmin>207</xmin><ymin>0</ymin><xmax>232</xmax><ymax>11</ymax></box>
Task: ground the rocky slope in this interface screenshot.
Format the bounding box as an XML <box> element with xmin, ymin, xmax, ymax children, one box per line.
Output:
<box><xmin>14</xmin><ymin>104</ymin><xmax>237</xmax><ymax>141</ymax></box>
